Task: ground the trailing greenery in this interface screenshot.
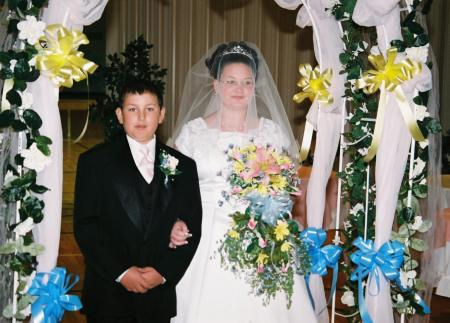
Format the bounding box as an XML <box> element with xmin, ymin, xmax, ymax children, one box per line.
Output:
<box><xmin>331</xmin><ymin>0</ymin><xmax>441</xmax><ymax>320</ymax></box>
<box><xmin>90</xmin><ymin>35</ymin><xmax>167</xmax><ymax>142</ymax></box>
<box><xmin>0</xmin><ymin>1</ymin><xmax>51</xmax><ymax>320</ymax></box>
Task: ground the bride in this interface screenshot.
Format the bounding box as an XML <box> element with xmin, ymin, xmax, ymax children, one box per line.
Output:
<box><xmin>170</xmin><ymin>42</ymin><xmax>318</xmax><ymax>323</ymax></box>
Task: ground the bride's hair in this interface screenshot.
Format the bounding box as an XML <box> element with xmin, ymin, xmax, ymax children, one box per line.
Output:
<box><xmin>205</xmin><ymin>41</ymin><xmax>259</xmax><ymax>79</ymax></box>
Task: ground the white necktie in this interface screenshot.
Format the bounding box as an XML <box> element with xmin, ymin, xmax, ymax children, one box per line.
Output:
<box><xmin>139</xmin><ymin>148</ymin><xmax>154</xmax><ymax>183</ymax></box>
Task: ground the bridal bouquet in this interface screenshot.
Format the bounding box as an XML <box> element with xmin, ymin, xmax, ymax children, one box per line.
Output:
<box><xmin>219</xmin><ymin>143</ymin><xmax>311</xmax><ymax>307</ymax></box>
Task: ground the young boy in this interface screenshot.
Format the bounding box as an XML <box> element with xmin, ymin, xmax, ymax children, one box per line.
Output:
<box><xmin>74</xmin><ymin>79</ymin><xmax>202</xmax><ymax>323</ymax></box>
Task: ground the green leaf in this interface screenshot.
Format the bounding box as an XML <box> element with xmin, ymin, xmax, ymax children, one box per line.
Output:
<box><xmin>13</xmin><ymin>79</ymin><xmax>27</xmax><ymax>91</ymax></box>
<box><xmin>6</xmin><ymin>89</ymin><xmax>22</xmax><ymax>106</ymax></box>
<box><xmin>22</xmin><ymin>242</ymin><xmax>45</xmax><ymax>256</ymax></box>
<box><xmin>416</xmin><ymin>34</ymin><xmax>429</xmax><ymax>46</ymax></box>
<box><xmin>413</xmin><ymin>184</ymin><xmax>427</xmax><ymax>199</ymax></box>
<box><xmin>17</xmin><ymin>0</ymin><xmax>28</xmax><ymax>11</ymax></box>
<box><xmin>410</xmin><ymin>238</ymin><xmax>427</xmax><ymax>252</ymax></box>
<box><xmin>2</xmin><ymin>304</ymin><xmax>13</xmax><ymax>319</ymax></box>
<box><xmin>32</xmin><ymin>0</ymin><xmax>47</xmax><ymax>7</ymax></box>
<box><xmin>29</xmin><ymin>183</ymin><xmax>49</xmax><ymax>194</ymax></box>
<box><xmin>35</xmin><ymin>135</ymin><xmax>52</xmax><ymax>145</ymax></box>
<box><xmin>339</xmin><ymin>52</ymin><xmax>351</xmax><ymax>65</ymax></box>
<box><xmin>391</xmin><ymin>40</ymin><xmax>405</xmax><ymax>52</ymax></box>
<box><xmin>11</xmin><ymin>119</ymin><xmax>27</xmax><ymax>131</ymax></box>
<box><xmin>7</xmin><ymin>19</ymin><xmax>19</xmax><ymax>34</ymax></box>
<box><xmin>414</xmin><ymin>279</ymin><xmax>426</xmax><ymax>291</ymax></box>
<box><xmin>23</xmin><ymin>109</ymin><xmax>42</xmax><ymax>130</ymax></box>
<box><xmin>0</xmin><ymin>241</ymin><xmax>17</xmax><ymax>254</ymax></box>
<box><xmin>404</xmin><ymin>259</ymin><xmax>419</xmax><ymax>271</ymax></box>
<box><xmin>0</xmin><ymin>109</ymin><xmax>15</xmax><ymax>127</ymax></box>
<box><xmin>407</xmin><ymin>22</ymin><xmax>424</xmax><ymax>35</ymax></box>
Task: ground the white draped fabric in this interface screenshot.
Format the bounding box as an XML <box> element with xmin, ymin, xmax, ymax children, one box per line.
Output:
<box><xmin>30</xmin><ymin>0</ymin><xmax>108</xmax><ymax>273</ymax></box>
<box><xmin>273</xmin><ymin>1</ymin><xmax>346</xmax><ymax>322</ymax></box>
<box><xmin>353</xmin><ymin>1</ymin><xmax>432</xmax><ymax>322</ymax></box>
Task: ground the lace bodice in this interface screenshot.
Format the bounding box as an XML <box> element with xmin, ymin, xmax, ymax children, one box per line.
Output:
<box><xmin>175</xmin><ymin>117</ymin><xmax>290</xmax><ymax>192</ymax></box>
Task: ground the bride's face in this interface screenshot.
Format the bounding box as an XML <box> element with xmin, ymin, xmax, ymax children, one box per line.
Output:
<box><xmin>214</xmin><ymin>63</ymin><xmax>255</xmax><ymax>111</ymax></box>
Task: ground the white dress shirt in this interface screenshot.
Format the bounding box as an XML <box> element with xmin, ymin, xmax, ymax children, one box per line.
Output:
<box><xmin>127</xmin><ymin>135</ymin><xmax>157</xmax><ymax>184</ymax></box>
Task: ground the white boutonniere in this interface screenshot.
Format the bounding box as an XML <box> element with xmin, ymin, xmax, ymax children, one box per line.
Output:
<box><xmin>159</xmin><ymin>150</ymin><xmax>181</xmax><ymax>186</ymax></box>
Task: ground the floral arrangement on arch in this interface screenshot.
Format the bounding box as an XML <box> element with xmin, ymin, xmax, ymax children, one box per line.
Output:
<box><xmin>0</xmin><ymin>1</ymin><xmax>96</xmax><ymax>321</ymax></box>
<box><xmin>219</xmin><ymin>143</ymin><xmax>310</xmax><ymax>307</ymax></box>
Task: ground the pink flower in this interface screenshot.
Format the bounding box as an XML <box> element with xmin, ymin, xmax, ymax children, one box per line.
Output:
<box><xmin>280</xmin><ymin>162</ymin><xmax>291</xmax><ymax>170</ymax></box>
<box><xmin>231</xmin><ymin>150</ymin><xmax>241</xmax><ymax>160</ymax></box>
<box><xmin>248</xmin><ymin>218</ymin><xmax>257</xmax><ymax>230</ymax></box>
<box><xmin>257</xmin><ymin>264</ymin><xmax>264</xmax><ymax>273</ymax></box>
<box><xmin>231</xmin><ymin>186</ymin><xmax>242</xmax><ymax>194</ymax></box>
<box><xmin>258</xmin><ymin>237</ymin><xmax>267</xmax><ymax>248</ymax></box>
<box><xmin>281</xmin><ymin>265</ymin><xmax>289</xmax><ymax>273</ymax></box>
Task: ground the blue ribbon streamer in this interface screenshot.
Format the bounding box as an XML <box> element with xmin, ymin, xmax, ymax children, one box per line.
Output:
<box><xmin>350</xmin><ymin>238</ymin><xmax>406</xmax><ymax>323</ymax></box>
<box><xmin>300</xmin><ymin>228</ymin><xmax>342</xmax><ymax>312</ymax></box>
<box><xmin>28</xmin><ymin>267</ymin><xmax>82</xmax><ymax>323</ymax></box>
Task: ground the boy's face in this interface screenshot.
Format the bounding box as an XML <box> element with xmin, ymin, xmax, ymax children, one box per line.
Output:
<box><xmin>116</xmin><ymin>92</ymin><xmax>165</xmax><ymax>144</ymax></box>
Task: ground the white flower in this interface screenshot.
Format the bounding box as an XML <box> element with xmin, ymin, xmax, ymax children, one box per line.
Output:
<box><xmin>406</xmin><ymin>45</ymin><xmax>429</xmax><ymax>64</ymax></box>
<box><xmin>17</xmin><ymin>15</ymin><xmax>46</xmax><ymax>45</ymax></box>
<box><xmin>411</xmin><ymin>158</ymin><xmax>426</xmax><ymax>178</ymax></box>
<box><xmin>344</xmin><ymin>221</ymin><xmax>352</xmax><ymax>231</ymax></box>
<box><xmin>419</xmin><ymin>178</ymin><xmax>427</xmax><ymax>185</ymax></box>
<box><xmin>399</xmin><ymin>270</ymin><xmax>417</xmax><ymax>288</ymax></box>
<box><xmin>20</xmin><ymin>143</ymin><xmax>52</xmax><ymax>172</ymax></box>
<box><xmin>396</xmin><ymin>294</ymin><xmax>404</xmax><ymax>303</ymax></box>
<box><xmin>28</xmin><ymin>56</ymin><xmax>36</xmax><ymax>67</ymax></box>
<box><xmin>341</xmin><ymin>290</ymin><xmax>355</xmax><ymax>307</ymax></box>
<box><xmin>20</xmin><ymin>91</ymin><xmax>34</xmax><ymax>109</ymax></box>
<box><xmin>14</xmin><ymin>217</ymin><xmax>34</xmax><ymax>236</ymax></box>
<box><xmin>168</xmin><ymin>156</ymin><xmax>179</xmax><ymax>171</ymax></box>
<box><xmin>3</xmin><ymin>170</ymin><xmax>17</xmax><ymax>186</ymax></box>
<box><xmin>358</xmin><ymin>148</ymin><xmax>369</xmax><ymax>156</ymax></box>
<box><xmin>415</xmin><ymin>105</ymin><xmax>429</xmax><ymax>121</ymax></box>
<box><xmin>409</xmin><ymin>216</ymin><xmax>423</xmax><ymax>231</ymax></box>
<box><xmin>419</xmin><ymin>139</ymin><xmax>429</xmax><ymax>149</ymax></box>
<box><xmin>9</xmin><ymin>59</ymin><xmax>17</xmax><ymax>72</ymax></box>
<box><xmin>332</xmin><ymin>235</ymin><xmax>342</xmax><ymax>245</ymax></box>
<box><xmin>350</xmin><ymin>203</ymin><xmax>364</xmax><ymax>215</ymax></box>
<box><xmin>360</xmin><ymin>103</ymin><xmax>368</xmax><ymax>113</ymax></box>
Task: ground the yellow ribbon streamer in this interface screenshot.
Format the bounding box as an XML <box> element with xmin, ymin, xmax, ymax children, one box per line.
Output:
<box><xmin>356</xmin><ymin>48</ymin><xmax>425</xmax><ymax>163</ymax></box>
<box><xmin>293</xmin><ymin>64</ymin><xmax>333</xmax><ymax>162</ymax></box>
<box><xmin>35</xmin><ymin>24</ymin><xmax>98</xmax><ymax>88</ymax></box>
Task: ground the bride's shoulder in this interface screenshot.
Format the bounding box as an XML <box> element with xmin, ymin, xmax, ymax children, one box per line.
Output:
<box><xmin>259</xmin><ymin>118</ymin><xmax>283</xmax><ymax>133</ymax></box>
<box><xmin>180</xmin><ymin>117</ymin><xmax>208</xmax><ymax>134</ymax></box>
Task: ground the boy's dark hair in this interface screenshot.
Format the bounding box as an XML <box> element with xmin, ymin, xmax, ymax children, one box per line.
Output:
<box><xmin>119</xmin><ymin>79</ymin><xmax>164</xmax><ymax>107</ymax></box>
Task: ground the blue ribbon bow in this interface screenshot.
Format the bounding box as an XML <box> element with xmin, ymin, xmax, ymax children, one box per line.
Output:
<box><xmin>300</xmin><ymin>228</ymin><xmax>342</xmax><ymax>311</ymax></box>
<box><xmin>350</xmin><ymin>238</ymin><xmax>405</xmax><ymax>323</ymax></box>
<box><xmin>246</xmin><ymin>193</ymin><xmax>293</xmax><ymax>225</ymax></box>
<box><xmin>28</xmin><ymin>267</ymin><xmax>82</xmax><ymax>323</ymax></box>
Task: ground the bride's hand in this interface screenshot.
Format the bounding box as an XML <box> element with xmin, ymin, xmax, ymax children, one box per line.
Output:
<box><xmin>169</xmin><ymin>219</ymin><xmax>191</xmax><ymax>248</ymax></box>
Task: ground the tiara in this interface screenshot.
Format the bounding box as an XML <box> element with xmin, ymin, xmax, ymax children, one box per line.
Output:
<box><xmin>220</xmin><ymin>45</ymin><xmax>253</xmax><ymax>60</ymax></box>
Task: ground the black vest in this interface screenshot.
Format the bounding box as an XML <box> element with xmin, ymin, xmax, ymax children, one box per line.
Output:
<box><xmin>135</xmin><ymin>169</ymin><xmax>160</xmax><ymax>233</ymax></box>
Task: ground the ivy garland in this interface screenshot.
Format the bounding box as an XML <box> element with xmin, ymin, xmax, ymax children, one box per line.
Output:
<box><xmin>0</xmin><ymin>0</ymin><xmax>52</xmax><ymax>320</ymax></box>
<box><xmin>331</xmin><ymin>0</ymin><xmax>441</xmax><ymax>320</ymax></box>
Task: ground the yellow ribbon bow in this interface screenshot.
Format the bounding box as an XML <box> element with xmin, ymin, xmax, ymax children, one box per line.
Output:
<box><xmin>293</xmin><ymin>64</ymin><xmax>334</xmax><ymax>162</ymax></box>
<box><xmin>36</xmin><ymin>24</ymin><xmax>98</xmax><ymax>88</ymax></box>
<box><xmin>293</xmin><ymin>64</ymin><xmax>333</xmax><ymax>105</ymax></box>
<box><xmin>356</xmin><ymin>47</ymin><xmax>425</xmax><ymax>162</ymax></box>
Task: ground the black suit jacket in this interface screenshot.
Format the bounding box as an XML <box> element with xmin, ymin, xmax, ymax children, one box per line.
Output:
<box><xmin>74</xmin><ymin>136</ymin><xmax>202</xmax><ymax>319</ymax></box>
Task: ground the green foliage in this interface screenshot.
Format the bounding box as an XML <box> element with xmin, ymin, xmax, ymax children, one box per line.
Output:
<box><xmin>90</xmin><ymin>35</ymin><xmax>167</xmax><ymax>142</ymax></box>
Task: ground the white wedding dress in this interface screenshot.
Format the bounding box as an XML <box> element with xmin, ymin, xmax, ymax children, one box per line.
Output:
<box><xmin>171</xmin><ymin>117</ymin><xmax>318</xmax><ymax>323</ymax></box>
